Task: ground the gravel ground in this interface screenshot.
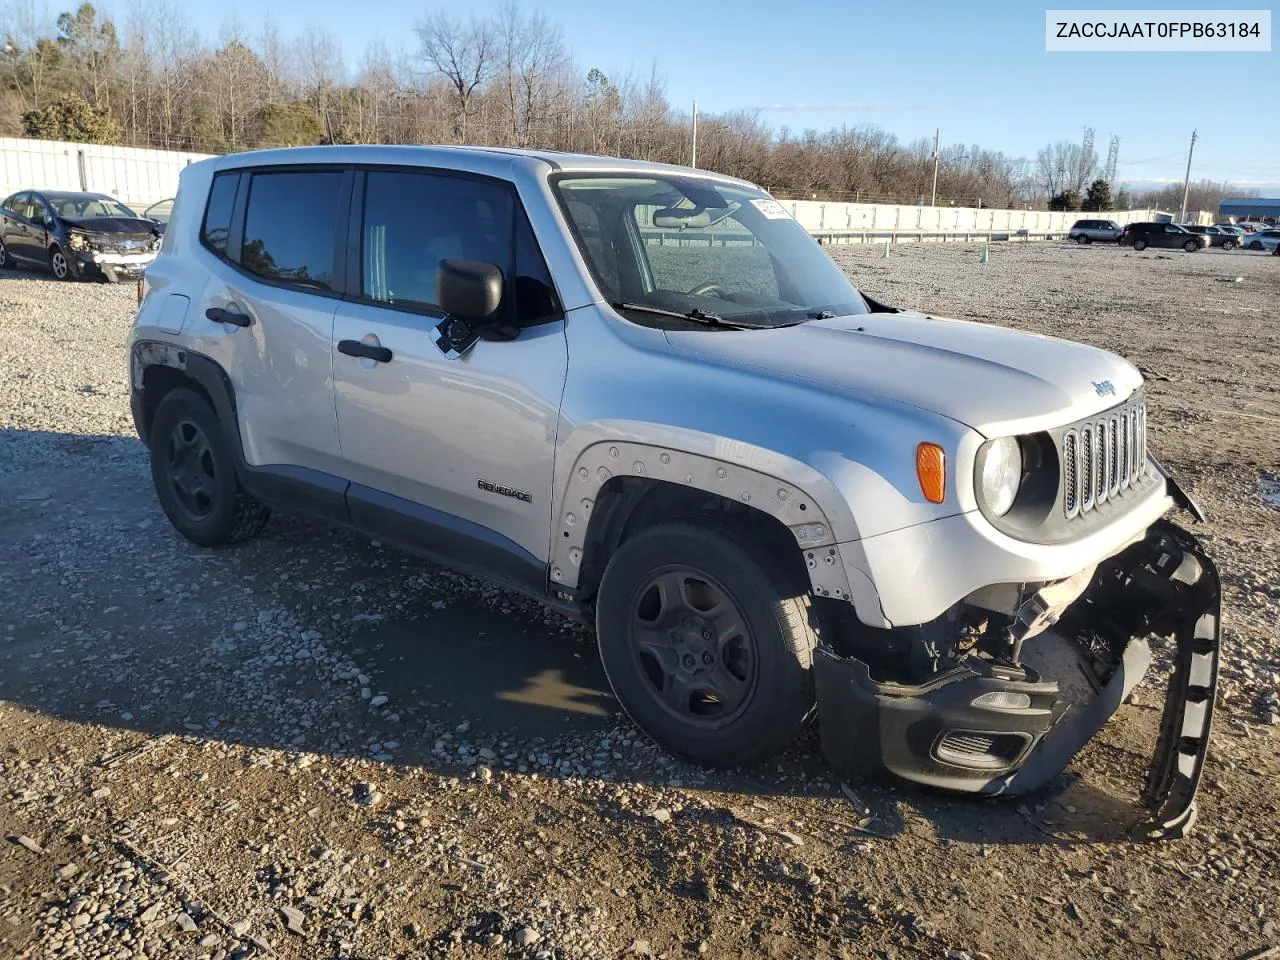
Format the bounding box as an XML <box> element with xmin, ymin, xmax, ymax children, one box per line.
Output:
<box><xmin>1</xmin><ymin>241</ymin><xmax>1278</xmax><ymax>960</ymax></box>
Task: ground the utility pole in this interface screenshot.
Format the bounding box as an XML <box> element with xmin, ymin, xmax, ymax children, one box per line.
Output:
<box><xmin>690</xmin><ymin>100</ymin><xmax>698</xmax><ymax>169</ymax></box>
<box><xmin>930</xmin><ymin>127</ymin><xmax>940</xmax><ymax>207</ymax></box>
<box><xmin>1178</xmin><ymin>129</ymin><xmax>1198</xmax><ymax>223</ymax></box>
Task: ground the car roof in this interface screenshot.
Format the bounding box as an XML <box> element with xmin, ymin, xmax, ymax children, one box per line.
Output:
<box><xmin>39</xmin><ymin>191</ymin><xmax>117</xmax><ymax>200</ymax></box>
<box><xmin>208</xmin><ymin>144</ymin><xmax>760</xmax><ymax>190</ymax></box>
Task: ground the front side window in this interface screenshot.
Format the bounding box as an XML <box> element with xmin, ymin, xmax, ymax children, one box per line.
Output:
<box><xmin>361</xmin><ymin>170</ymin><xmax>513</xmax><ymax>313</ymax></box>
<box><xmin>241</xmin><ymin>170</ymin><xmax>344</xmax><ymax>290</ymax></box>
<box><xmin>555</xmin><ymin>174</ymin><xmax>867</xmax><ymax>328</ymax></box>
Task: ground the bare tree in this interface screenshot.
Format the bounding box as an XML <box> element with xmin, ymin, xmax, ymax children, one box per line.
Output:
<box><xmin>416</xmin><ymin>10</ymin><xmax>494</xmax><ymax>141</ymax></box>
<box><xmin>494</xmin><ymin>1</ymin><xmax>566</xmax><ymax>146</ymax></box>
<box><xmin>295</xmin><ymin>26</ymin><xmax>344</xmax><ymax>142</ymax></box>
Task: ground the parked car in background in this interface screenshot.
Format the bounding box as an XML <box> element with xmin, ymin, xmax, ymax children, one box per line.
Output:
<box><xmin>1068</xmin><ymin>218</ymin><xmax>1123</xmax><ymax>243</ymax></box>
<box><xmin>1183</xmin><ymin>224</ymin><xmax>1241</xmax><ymax>250</ymax></box>
<box><xmin>1119</xmin><ymin>222</ymin><xmax>1207</xmax><ymax>252</ymax></box>
<box><xmin>1243</xmin><ymin>229</ymin><xmax>1280</xmax><ymax>252</ymax></box>
<box><xmin>0</xmin><ymin>190</ymin><xmax>161</xmax><ymax>281</ymax></box>
<box><xmin>144</xmin><ymin>198</ymin><xmax>175</xmax><ymax>235</ymax></box>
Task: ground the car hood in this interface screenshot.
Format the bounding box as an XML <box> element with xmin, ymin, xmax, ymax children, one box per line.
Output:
<box><xmin>662</xmin><ymin>310</ymin><xmax>1143</xmax><ymax>437</ymax></box>
<box><xmin>59</xmin><ymin>216</ymin><xmax>157</xmax><ymax>235</ymax></box>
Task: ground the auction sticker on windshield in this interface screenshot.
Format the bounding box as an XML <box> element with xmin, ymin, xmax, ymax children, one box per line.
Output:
<box><xmin>751</xmin><ymin>198</ymin><xmax>792</xmax><ymax>219</ymax></box>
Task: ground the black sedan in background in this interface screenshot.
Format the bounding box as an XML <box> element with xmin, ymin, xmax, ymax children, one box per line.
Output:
<box><xmin>1183</xmin><ymin>224</ymin><xmax>1241</xmax><ymax>250</ymax></box>
<box><xmin>0</xmin><ymin>190</ymin><xmax>161</xmax><ymax>281</ymax></box>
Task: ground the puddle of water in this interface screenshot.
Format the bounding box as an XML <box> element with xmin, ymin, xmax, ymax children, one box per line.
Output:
<box><xmin>1262</xmin><ymin>476</ymin><xmax>1280</xmax><ymax>510</ymax></box>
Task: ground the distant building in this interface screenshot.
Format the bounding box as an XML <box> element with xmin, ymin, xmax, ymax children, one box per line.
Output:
<box><xmin>1218</xmin><ymin>197</ymin><xmax>1280</xmax><ymax>221</ymax></box>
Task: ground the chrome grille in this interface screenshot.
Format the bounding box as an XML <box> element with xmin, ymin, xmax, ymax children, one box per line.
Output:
<box><xmin>1063</xmin><ymin>433</ymin><xmax>1078</xmax><ymax>516</ymax></box>
<box><xmin>1061</xmin><ymin>393</ymin><xmax>1147</xmax><ymax>519</ymax></box>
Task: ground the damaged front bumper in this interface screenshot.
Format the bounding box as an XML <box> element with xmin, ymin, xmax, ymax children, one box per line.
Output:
<box><xmin>815</xmin><ymin>518</ymin><xmax>1221</xmax><ymax>840</ymax></box>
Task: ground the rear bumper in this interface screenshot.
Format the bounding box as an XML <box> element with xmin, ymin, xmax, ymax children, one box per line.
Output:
<box><xmin>815</xmin><ymin>519</ymin><xmax>1221</xmax><ymax>840</ymax></box>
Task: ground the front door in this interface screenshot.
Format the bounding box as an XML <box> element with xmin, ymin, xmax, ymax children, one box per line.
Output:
<box><xmin>331</xmin><ymin>167</ymin><xmax>568</xmax><ymax>591</ymax></box>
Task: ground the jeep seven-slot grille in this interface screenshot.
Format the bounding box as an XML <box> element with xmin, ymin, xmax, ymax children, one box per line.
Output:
<box><xmin>1062</xmin><ymin>394</ymin><xmax>1146</xmax><ymax>520</ymax></box>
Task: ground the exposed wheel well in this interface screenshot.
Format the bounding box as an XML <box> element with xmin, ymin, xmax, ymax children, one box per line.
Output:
<box><xmin>139</xmin><ymin>365</ymin><xmax>214</xmax><ymax>445</ymax></box>
<box><xmin>575</xmin><ymin>476</ymin><xmax>809</xmax><ymax>604</ymax></box>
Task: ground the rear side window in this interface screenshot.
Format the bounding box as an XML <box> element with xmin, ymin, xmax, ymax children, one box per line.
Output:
<box><xmin>361</xmin><ymin>170</ymin><xmax>512</xmax><ymax>312</ymax></box>
<box><xmin>201</xmin><ymin>173</ymin><xmax>238</xmax><ymax>255</ymax></box>
<box><xmin>241</xmin><ymin>171</ymin><xmax>344</xmax><ymax>291</ymax></box>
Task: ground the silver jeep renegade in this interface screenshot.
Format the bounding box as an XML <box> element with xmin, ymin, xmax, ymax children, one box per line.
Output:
<box><xmin>128</xmin><ymin>146</ymin><xmax>1221</xmax><ymax>839</ymax></box>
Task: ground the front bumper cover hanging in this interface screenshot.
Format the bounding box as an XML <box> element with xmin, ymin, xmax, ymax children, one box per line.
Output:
<box><xmin>815</xmin><ymin>517</ymin><xmax>1221</xmax><ymax>841</ymax></box>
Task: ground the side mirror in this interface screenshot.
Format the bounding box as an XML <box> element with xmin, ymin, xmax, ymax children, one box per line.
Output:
<box><xmin>43</xmin><ymin>215</ymin><xmax>56</xmax><ymax>229</ymax></box>
<box><xmin>434</xmin><ymin>259</ymin><xmax>504</xmax><ymax>359</ymax></box>
<box><xmin>437</xmin><ymin>259</ymin><xmax>503</xmax><ymax>321</ymax></box>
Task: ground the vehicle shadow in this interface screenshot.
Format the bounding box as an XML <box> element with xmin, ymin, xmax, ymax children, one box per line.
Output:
<box><xmin>0</xmin><ymin>426</ymin><xmax>1156</xmax><ymax>848</ymax></box>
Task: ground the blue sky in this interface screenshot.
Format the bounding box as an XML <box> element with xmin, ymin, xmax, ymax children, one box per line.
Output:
<box><xmin>169</xmin><ymin>0</ymin><xmax>1278</xmax><ymax>188</ymax></box>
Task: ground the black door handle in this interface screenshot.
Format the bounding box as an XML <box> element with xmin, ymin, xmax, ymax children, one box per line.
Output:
<box><xmin>338</xmin><ymin>339</ymin><xmax>393</xmax><ymax>363</ymax></box>
<box><xmin>206</xmin><ymin>307</ymin><xmax>252</xmax><ymax>327</ymax></box>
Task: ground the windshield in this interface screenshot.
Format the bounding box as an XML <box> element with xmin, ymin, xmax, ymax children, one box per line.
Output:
<box><xmin>554</xmin><ymin>174</ymin><xmax>867</xmax><ymax>328</ymax></box>
<box><xmin>46</xmin><ymin>194</ymin><xmax>138</xmax><ymax>219</ymax></box>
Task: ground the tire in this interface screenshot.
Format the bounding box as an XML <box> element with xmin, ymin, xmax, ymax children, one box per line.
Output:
<box><xmin>149</xmin><ymin>387</ymin><xmax>270</xmax><ymax>547</ymax></box>
<box><xmin>1222</xmin><ymin>240</ymin><xmax>1236</xmax><ymax>251</ymax></box>
<box><xmin>48</xmin><ymin>244</ymin><xmax>75</xmax><ymax>280</ymax></box>
<box><xmin>1133</xmin><ymin>239</ymin><xmax>1148</xmax><ymax>251</ymax></box>
<box><xmin>0</xmin><ymin>237</ymin><xmax>11</xmax><ymax>268</ymax></box>
<box><xmin>595</xmin><ymin>518</ymin><xmax>821</xmax><ymax>767</ymax></box>
<box><xmin>1248</xmin><ymin>241</ymin><xmax>1263</xmax><ymax>251</ymax></box>
<box><xmin>1075</xmin><ymin>234</ymin><xmax>1090</xmax><ymax>244</ymax></box>
<box><xmin>1184</xmin><ymin>240</ymin><xmax>1199</xmax><ymax>253</ymax></box>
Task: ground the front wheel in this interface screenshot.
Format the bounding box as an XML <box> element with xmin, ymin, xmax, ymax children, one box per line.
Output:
<box><xmin>1075</xmin><ymin>234</ymin><xmax>1090</xmax><ymax>245</ymax></box>
<box><xmin>1184</xmin><ymin>239</ymin><xmax>1199</xmax><ymax>253</ymax></box>
<box><xmin>0</xmin><ymin>237</ymin><xmax>11</xmax><ymax>268</ymax></box>
<box><xmin>48</xmin><ymin>245</ymin><xmax>75</xmax><ymax>280</ymax></box>
<box><xmin>595</xmin><ymin>520</ymin><xmax>821</xmax><ymax>767</ymax></box>
<box><xmin>1133</xmin><ymin>239</ymin><xmax>1148</xmax><ymax>251</ymax></box>
<box><xmin>1222</xmin><ymin>240</ymin><xmax>1236</xmax><ymax>251</ymax></box>
<box><xmin>1248</xmin><ymin>240</ymin><xmax>1263</xmax><ymax>251</ymax></box>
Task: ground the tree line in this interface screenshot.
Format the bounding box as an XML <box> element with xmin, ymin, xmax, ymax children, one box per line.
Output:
<box><xmin>0</xmin><ymin>1</ymin><xmax>1251</xmax><ymax>212</ymax></box>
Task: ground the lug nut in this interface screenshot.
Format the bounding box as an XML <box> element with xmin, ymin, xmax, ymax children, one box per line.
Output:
<box><xmin>702</xmin><ymin>652</ymin><xmax>714</xmax><ymax>665</ymax></box>
<box><xmin>682</xmin><ymin>654</ymin><xmax>695</xmax><ymax>668</ymax></box>
<box><xmin>701</xmin><ymin>628</ymin><xmax>713</xmax><ymax>641</ymax></box>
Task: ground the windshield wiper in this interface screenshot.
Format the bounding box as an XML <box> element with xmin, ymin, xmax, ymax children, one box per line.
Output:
<box><xmin>610</xmin><ymin>301</ymin><xmax>751</xmax><ymax>330</ymax></box>
<box><xmin>806</xmin><ymin>310</ymin><xmax>838</xmax><ymax>320</ymax></box>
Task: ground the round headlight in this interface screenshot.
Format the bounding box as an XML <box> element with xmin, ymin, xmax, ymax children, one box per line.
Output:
<box><xmin>68</xmin><ymin>232</ymin><xmax>88</xmax><ymax>252</ymax></box>
<box><xmin>978</xmin><ymin>436</ymin><xmax>1022</xmax><ymax>516</ymax></box>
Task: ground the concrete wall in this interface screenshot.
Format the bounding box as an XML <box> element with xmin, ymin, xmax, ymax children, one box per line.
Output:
<box><xmin>781</xmin><ymin>199</ymin><xmax>1161</xmax><ymax>236</ymax></box>
<box><xmin>0</xmin><ymin>137</ymin><xmax>212</xmax><ymax>210</ymax></box>
<box><xmin>0</xmin><ymin>136</ymin><xmax>1185</xmax><ymax>236</ymax></box>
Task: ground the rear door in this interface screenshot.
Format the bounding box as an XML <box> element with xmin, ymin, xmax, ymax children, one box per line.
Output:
<box><xmin>331</xmin><ymin>166</ymin><xmax>568</xmax><ymax>589</ymax></box>
<box><xmin>188</xmin><ymin>166</ymin><xmax>350</xmax><ymax>489</ymax></box>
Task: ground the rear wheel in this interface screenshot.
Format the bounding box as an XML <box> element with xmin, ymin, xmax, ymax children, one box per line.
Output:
<box><xmin>1133</xmin><ymin>239</ymin><xmax>1148</xmax><ymax>251</ymax></box>
<box><xmin>595</xmin><ymin>519</ymin><xmax>821</xmax><ymax>767</ymax></box>
<box><xmin>1183</xmin><ymin>239</ymin><xmax>1199</xmax><ymax>253</ymax></box>
<box><xmin>1248</xmin><ymin>240</ymin><xmax>1263</xmax><ymax>251</ymax></box>
<box><xmin>0</xmin><ymin>237</ymin><xmax>11</xmax><ymax>268</ymax></box>
<box><xmin>149</xmin><ymin>388</ymin><xmax>270</xmax><ymax>547</ymax></box>
<box><xmin>1075</xmin><ymin>234</ymin><xmax>1090</xmax><ymax>244</ymax></box>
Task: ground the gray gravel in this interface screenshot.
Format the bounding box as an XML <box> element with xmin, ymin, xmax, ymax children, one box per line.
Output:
<box><xmin>2</xmin><ymin>244</ymin><xmax>1279</xmax><ymax>960</ymax></box>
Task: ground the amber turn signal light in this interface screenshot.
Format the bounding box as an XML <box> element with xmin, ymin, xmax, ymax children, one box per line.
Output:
<box><xmin>916</xmin><ymin>442</ymin><xmax>946</xmax><ymax>504</ymax></box>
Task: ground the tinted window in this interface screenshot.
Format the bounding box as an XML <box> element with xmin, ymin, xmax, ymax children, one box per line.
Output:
<box><xmin>201</xmin><ymin>173</ymin><xmax>239</xmax><ymax>255</ymax></box>
<box><xmin>361</xmin><ymin>170</ymin><xmax>512</xmax><ymax>312</ymax></box>
<box><xmin>241</xmin><ymin>170</ymin><xmax>343</xmax><ymax>290</ymax></box>
<box><xmin>515</xmin><ymin>209</ymin><xmax>560</xmax><ymax>324</ymax></box>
